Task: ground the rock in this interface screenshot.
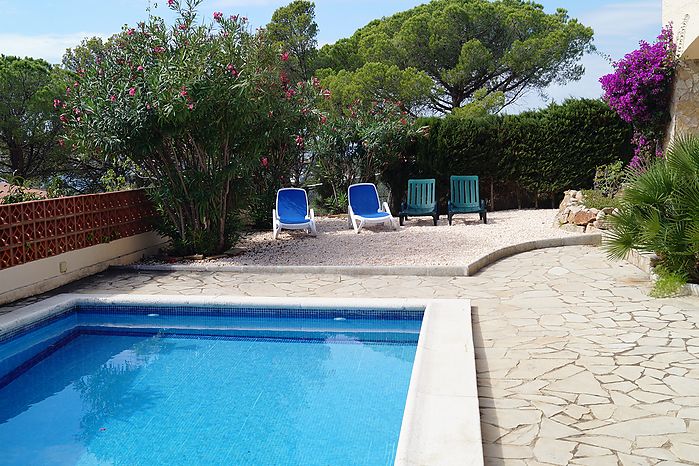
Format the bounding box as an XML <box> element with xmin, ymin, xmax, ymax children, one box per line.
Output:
<box><xmin>572</xmin><ymin>210</ymin><xmax>597</xmax><ymax>225</ymax></box>
<box><xmin>575</xmin><ymin>191</ymin><xmax>584</xmax><ymax>201</ymax></box>
<box><xmin>602</xmin><ymin>207</ymin><xmax>614</xmax><ymax>214</ymax></box>
<box><xmin>560</xmin><ymin>223</ymin><xmax>585</xmax><ymax>233</ymax></box>
<box><xmin>224</xmin><ymin>247</ymin><xmax>246</xmax><ymax>257</ymax></box>
<box><xmin>596</xmin><ymin>210</ymin><xmax>606</xmax><ymax>221</ymax></box>
<box><xmin>586</xmin><ymin>224</ymin><xmax>600</xmax><ymax>234</ymax></box>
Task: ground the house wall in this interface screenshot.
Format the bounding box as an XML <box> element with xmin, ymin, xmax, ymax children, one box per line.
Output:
<box><xmin>664</xmin><ymin>1</ymin><xmax>699</xmax><ymax>140</ymax></box>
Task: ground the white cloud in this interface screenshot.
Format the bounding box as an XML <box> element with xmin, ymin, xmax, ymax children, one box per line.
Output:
<box><xmin>0</xmin><ymin>32</ymin><xmax>109</xmax><ymax>64</ymax></box>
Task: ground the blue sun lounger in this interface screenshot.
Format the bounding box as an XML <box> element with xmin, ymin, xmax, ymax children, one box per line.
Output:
<box><xmin>272</xmin><ymin>188</ymin><xmax>317</xmax><ymax>239</ymax></box>
<box><xmin>347</xmin><ymin>183</ymin><xmax>397</xmax><ymax>233</ymax></box>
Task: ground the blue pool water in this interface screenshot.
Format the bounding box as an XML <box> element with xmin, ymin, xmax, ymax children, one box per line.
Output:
<box><xmin>0</xmin><ymin>305</ymin><xmax>422</xmax><ymax>465</ymax></box>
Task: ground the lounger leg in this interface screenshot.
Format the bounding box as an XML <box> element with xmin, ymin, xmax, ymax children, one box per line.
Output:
<box><xmin>310</xmin><ymin>221</ymin><xmax>317</xmax><ymax>236</ymax></box>
<box><xmin>483</xmin><ymin>211</ymin><xmax>487</xmax><ymax>224</ymax></box>
<box><xmin>273</xmin><ymin>224</ymin><xmax>280</xmax><ymax>240</ymax></box>
<box><xmin>351</xmin><ymin>216</ymin><xmax>360</xmax><ymax>233</ymax></box>
<box><xmin>433</xmin><ymin>215</ymin><xmax>439</xmax><ymax>226</ymax></box>
<box><xmin>399</xmin><ymin>216</ymin><xmax>405</xmax><ymax>226</ymax></box>
<box><xmin>448</xmin><ymin>214</ymin><xmax>453</xmax><ymax>226</ymax></box>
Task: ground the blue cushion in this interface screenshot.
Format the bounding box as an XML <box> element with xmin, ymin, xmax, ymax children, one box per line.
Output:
<box><xmin>349</xmin><ymin>184</ymin><xmax>381</xmax><ymax>216</ymax></box>
<box><xmin>277</xmin><ymin>189</ymin><xmax>309</xmax><ymax>224</ymax></box>
<box><xmin>357</xmin><ymin>211</ymin><xmax>390</xmax><ymax>219</ymax></box>
<box><xmin>279</xmin><ymin>216</ymin><xmax>309</xmax><ymax>225</ymax></box>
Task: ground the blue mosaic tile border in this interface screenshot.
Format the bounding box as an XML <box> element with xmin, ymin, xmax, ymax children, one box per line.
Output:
<box><xmin>77</xmin><ymin>303</ymin><xmax>424</xmax><ymax>320</ymax></box>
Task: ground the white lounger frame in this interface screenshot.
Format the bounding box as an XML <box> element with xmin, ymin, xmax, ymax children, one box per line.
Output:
<box><xmin>347</xmin><ymin>183</ymin><xmax>397</xmax><ymax>234</ymax></box>
<box><xmin>272</xmin><ymin>188</ymin><xmax>317</xmax><ymax>240</ymax></box>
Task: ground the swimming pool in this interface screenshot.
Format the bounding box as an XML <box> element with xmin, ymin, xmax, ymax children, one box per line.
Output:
<box><xmin>0</xmin><ymin>301</ymin><xmax>423</xmax><ymax>465</ymax></box>
<box><xmin>0</xmin><ymin>295</ymin><xmax>483</xmax><ymax>465</ymax></box>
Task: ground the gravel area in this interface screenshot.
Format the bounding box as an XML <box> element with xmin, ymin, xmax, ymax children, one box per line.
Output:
<box><xmin>171</xmin><ymin>209</ymin><xmax>576</xmax><ymax>267</ymax></box>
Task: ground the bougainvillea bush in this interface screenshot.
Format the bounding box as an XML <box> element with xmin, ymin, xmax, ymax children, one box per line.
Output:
<box><xmin>61</xmin><ymin>0</ymin><xmax>309</xmax><ymax>254</ymax></box>
<box><xmin>600</xmin><ymin>26</ymin><xmax>677</xmax><ymax>169</ymax></box>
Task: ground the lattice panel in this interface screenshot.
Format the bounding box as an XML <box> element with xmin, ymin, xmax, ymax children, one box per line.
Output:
<box><xmin>0</xmin><ymin>190</ymin><xmax>157</xmax><ymax>269</ymax></box>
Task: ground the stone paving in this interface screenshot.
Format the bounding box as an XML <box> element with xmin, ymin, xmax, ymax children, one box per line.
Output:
<box><xmin>2</xmin><ymin>245</ymin><xmax>699</xmax><ymax>465</ymax></box>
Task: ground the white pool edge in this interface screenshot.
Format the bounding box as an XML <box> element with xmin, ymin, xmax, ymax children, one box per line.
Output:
<box><xmin>0</xmin><ymin>294</ymin><xmax>483</xmax><ymax>465</ymax></box>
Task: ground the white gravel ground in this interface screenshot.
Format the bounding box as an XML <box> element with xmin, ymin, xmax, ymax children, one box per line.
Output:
<box><xmin>196</xmin><ymin>209</ymin><xmax>575</xmax><ymax>267</ymax></box>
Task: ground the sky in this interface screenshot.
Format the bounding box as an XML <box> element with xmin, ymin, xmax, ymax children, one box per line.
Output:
<box><xmin>0</xmin><ymin>0</ymin><xmax>661</xmax><ymax>111</ymax></box>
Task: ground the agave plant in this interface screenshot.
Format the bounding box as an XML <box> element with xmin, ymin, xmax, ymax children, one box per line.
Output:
<box><xmin>606</xmin><ymin>135</ymin><xmax>699</xmax><ymax>284</ymax></box>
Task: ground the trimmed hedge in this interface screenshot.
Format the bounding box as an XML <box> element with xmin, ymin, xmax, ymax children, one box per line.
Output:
<box><xmin>382</xmin><ymin>99</ymin><xmax>633</xmax><ymax>211</ymax></box>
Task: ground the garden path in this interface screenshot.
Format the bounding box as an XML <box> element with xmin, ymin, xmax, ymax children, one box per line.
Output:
<box><xmin>3</xmin><ymin>245</ymin><xmax>699</xmax><ymax>465</ymax></box>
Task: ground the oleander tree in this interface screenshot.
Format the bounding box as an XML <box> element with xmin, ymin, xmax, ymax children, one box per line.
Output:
<box><xmin>61</xmin><ymin>0</ymin><xmax>319</xmax><ymax>254</ymax></box>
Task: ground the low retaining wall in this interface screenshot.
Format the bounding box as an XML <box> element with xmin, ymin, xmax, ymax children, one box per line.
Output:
<box><xmin>0</xmin><ymin>231</ymin><xmax>168</xmax><ymax>305</ymax></box>
<box><xmin>554</xmin><ymin>190</ymin><xmax>615</xmax><ymax>234</ymax></box>
<box><xmin>120</xmin><ymin>234</ymin><xmax>602</xmax><ymax>277</ymax></box>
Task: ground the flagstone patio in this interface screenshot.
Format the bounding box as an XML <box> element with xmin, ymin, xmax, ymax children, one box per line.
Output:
<box><xmin>3</xmin><ymin>244</ymin><xmax>699</xmax><ymax>465</ymax></box>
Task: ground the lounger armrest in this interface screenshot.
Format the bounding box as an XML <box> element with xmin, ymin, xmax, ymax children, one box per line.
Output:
<box><xmin>309</xmin><ymin>208</ymin><xmax>315</xmax><ymax>221</ymax></box>
<box><xmin>480</xmin><ymin>199</ymin><xmax>487</xmax><ymax>211</ymax></box>
<box><xmin>273</xmin><ymin>208</ymin><xmax>279</xmax><ymax>221</ymax></box>
<box><xmin>382</xmin><ymin>201</ymin><xmax>393</xmax><ymax>217</ymax></box>
<box><xmin>448</xmin><ymin>200</ymin><xmax>453</xmax><ymax>213</ymax></box>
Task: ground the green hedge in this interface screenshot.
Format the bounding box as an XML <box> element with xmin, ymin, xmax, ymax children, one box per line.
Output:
<box><xmin>383</xmin><ymin>99</ymin><xmax>633</xmax><ymax>211</ymax></box>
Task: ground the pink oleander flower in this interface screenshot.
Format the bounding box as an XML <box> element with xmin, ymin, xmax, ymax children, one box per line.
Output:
<box><xmin>295</xmin><ymin>135</ymin><xmax>304</xmax><ymax>147</ymax></box>
<box><xmin>213</xmin><ymin>11</ymin><xmax>223</xmax><ymax>21</ymax></box>
<box><xmin>261</xmin><ymin>157</ymin><xmax>269</xmax><ymax>168</ymax></box>
<box><xmin>322</xmin><ymin>89</ymin><xmax>331</xmax><ymax>99</ymax></box>
<box><xmin>285</xmin><ymin>88</ymin><xmax>296</xmax><ymax>99</ymax></box>
<box><xmin>179</xmin><ymin>23</ymin><xmax>187</xmax><ymax>30</ymax></box>
<box><xmin>110</xmin><ymin>95</ymin><xmax>117</xmax><ymax>102</ymax></box>
<box><xmin>187</xmin><ymin>103</ymin><xmax>194</xmax><ymax>110</ymax></box>
<box><xmin>137</xmin><ymin>65</ymin><xmax>144</xmax><ymax>72</ymax></box>
<box><xmin>59</xmin><ymin>114</ymin><xmax>67</xmax><ymax>122</ymax></box>
<box><xmin>320</xmin><ymin>114</ymin><xmax>327</xmax><ymax>124</ymax></box>
<box><xmin>73</xmin><ymin>107</ymin><xmax>81</xmax><ymax>115</ymax></box>
<box><xmin>129</xmin><ymin>87</ymin><xmax>136</xmax><ymax>96</ymax></box>
<box><xmin>231</xmin><ymin>15</ymin><xmax>238</xmax><ymax>21</ymax></box>
<box><xmin>53</xmin><ymin>99</ymin><xmax>61</xmax><ymax>109</ymax></box>
<box><xmin>168</xmin><ymin>0</ymin><xmax>175</xmax><ymax>6</ymax></box>
<box><xmin>180</xmin><ymin>86</ymin><xmax>188</xmax><ymax>97</ymax></box>
<box><xmin>227</xmin><ymin>64</ymin><xmax>238</xmax><ymax>76</ymax></box>
<box><xmin>126</xmin><ymin>28</ymin><xmax>135</xmax><ymax>36</ymax></box>
<box><xmin>280</xmin><ymin>51</ymin><xmax>289</xmax><ymax>62</ymax></box>
<box><xmin>153</xmin><ymin>46</ymin><xmax>166</xmax><ymax>53</ymax></box>
<box><xmin>146</xmin><ymin>103</ymin><xmax>152</xmax><ymax>110</ymax></box>
<box><xmin>57</xmin><ymin>139</ymin><xmax>65</xmax><ymax>147</ymax></box>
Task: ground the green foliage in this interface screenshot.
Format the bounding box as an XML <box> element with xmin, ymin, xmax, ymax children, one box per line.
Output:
<box><xmin>0</xmin><ymin>175</ymin><xmax>45</xmax><ymax>204</ymax></box>
<box><xmin>311</xmin><ymin>101</ymin><xmax>418</xmax><ymax>209</ymax></box>
<box><xmin>0</xmin><ymin>55</ymin><xmax>71</xmax><ymax>179</ymax></box>
<box><xmin>316</xmin><ymin>0</ymin><xmax>594</xmax><ymax>114</ymax></box>
<box><xmin>317</xmin><ymin>63</ymin><xmax>433</xmax><ymax>111</ymax></box>
<box><xmin>393</xmin><ymin>99</ymin><xmax>632</xmax><ymax>209</ymax></box>
<box><xmin>606</xmin><ymin>135</ymin><xmax>699</xmax><ymax>283</ymax></box>
<box><xmin>593</xmin><ymin>160</ymin><xmax>625</xmax><ymax>197</ymax></box>
<box><xmin>267</xmin><ymin>0</ymin><xmax>318</xmax><ymax>81</ymax></box>
<box><xmin>61</xmin><ymin>0</ymin><xmax>308</xmax><ymax>255</ymax></box>
<box><xmin>581</xmin><ymin>190</ymin><xmax>621</xmax><ymax>211</ymax></box>
<box><xmin>650</xmin><ymin>265</ymin><xmax>687</xmax><ymax>298</ymax></box>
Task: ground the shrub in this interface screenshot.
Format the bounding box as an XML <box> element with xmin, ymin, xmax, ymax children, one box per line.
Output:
<box><xmin>390</xmin><ymin>99</ymin><xmax>632</xmax><ymax>210</ymax></box>
<box><xmin>581</xmin><ymin>190</ymin><xmax>621</xmax><ymax>211</ymax></box>
<box><xmin>606</xmin><ymin>135</ymin><xmax>699</xmax><ymax>285</ymax></box>
<box><xmin>311</xmin><ymin>100</ymin><xmax>417</xmax><ymax>210</ymax></box>
<box><xmin>61</xmin><ymin>1</ymin><xmax>299</xmax><ymax>254</ymax></box>
<box><xmin>600</xmin><ymin>26</ymin><xmax>677</xmax><ymax>169</ymax></box>
<box><xmin>593</xmin><ymin>161</ymin><xmax>625</xmax><ymax>197</ymax></box>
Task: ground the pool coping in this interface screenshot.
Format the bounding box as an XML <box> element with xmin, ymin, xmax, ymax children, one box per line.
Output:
<box><xmin>0</xmin><ymin>294</ymin><xmax>483</xmax><ymax>465</ymax></box>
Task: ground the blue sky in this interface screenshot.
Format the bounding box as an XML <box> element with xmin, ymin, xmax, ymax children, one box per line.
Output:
<box><xmin>0</xmin><ymin>0</ymin><xmax>661</xmax><ymax>110</ymax></box>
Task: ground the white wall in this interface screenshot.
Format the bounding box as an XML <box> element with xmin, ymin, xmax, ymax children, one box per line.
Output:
<box><xmin>663</xmin><ymin>0</ymin><xmax>699</xmax><ymax>58</ymax></box>
<box><xmin>0</xmin><ymin>231</ymin><xmax>168</xmax><ymax>306</ymax></box>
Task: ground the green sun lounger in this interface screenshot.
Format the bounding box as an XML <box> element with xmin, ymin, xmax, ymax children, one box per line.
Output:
<box><xmin>448</xmin><ymin>175</ymin><xmax>487</xmax><ymax>225</ymax></box>
<box><xmin>399</xmin><ymin>178</ymin><xmax>439</xmax><ymax>226</ymax></box>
